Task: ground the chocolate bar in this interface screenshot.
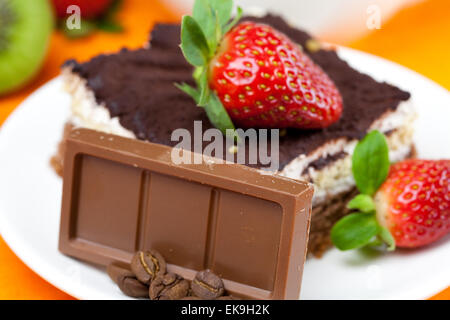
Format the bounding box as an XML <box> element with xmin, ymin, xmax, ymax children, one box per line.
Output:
<box><xmin>59</xmin><ymin>129</ymin><xmax>313</xmax><ymax>299</ymax></box>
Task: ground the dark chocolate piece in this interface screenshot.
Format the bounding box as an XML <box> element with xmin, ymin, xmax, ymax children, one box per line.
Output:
<box><xmin>65</xmin><ymin>14</ymin><xmax>410</xmax><ymax>169</ymax></box>
<box><xmin>59</xmin><ymin>128</ymin><xmax>313</xmax><ymax>300</ymax></box>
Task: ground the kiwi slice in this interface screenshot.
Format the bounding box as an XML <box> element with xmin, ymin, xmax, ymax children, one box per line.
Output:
<box><xmin>0</xmin><ymin>0</ymin><xmax>53</xmax><ymax>95</ymax></box>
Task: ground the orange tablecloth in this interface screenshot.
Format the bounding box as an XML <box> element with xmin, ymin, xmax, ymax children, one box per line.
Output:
<box><xmin>0</xmin><ymin>0</ymin><xmax>448</xmax><ymax>300</ymax></box>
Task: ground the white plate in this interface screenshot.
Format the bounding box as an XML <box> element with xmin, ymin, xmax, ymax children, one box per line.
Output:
<box><xmin>0</xmin><ymin>47</ymin><xmax>449</xmax><ymax>300</ymax></box>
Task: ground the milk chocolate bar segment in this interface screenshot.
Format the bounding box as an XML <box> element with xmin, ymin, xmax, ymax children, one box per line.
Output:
<box><xmin>59</xmin><ymin>129</ymin><xmax>313</xmax><ymax>299</ymax></box>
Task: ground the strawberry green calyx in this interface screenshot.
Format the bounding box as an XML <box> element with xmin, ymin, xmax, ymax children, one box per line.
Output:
<box><xmin>177</xmin><ymin>0</ymin><xmax>242</xmax><ymax>136</ymax></box>
<box><xmin>331</xmin><ymin>131</ymin><xmax>396</xmax><ymax>252</ymax></box>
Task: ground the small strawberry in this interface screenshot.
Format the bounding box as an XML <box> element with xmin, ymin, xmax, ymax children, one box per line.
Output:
<box><xmin>331</xmin><ymin>131</ymin><xmax>450</xmax><ymax>252</ymax></box>
<box><xmin>177</xmin><ymin>0</ymin><xmax>343</xmax><ymax>134</ymax></box>
<box><xmin>52</xmin><ymin>0</ymin><xmax>112</xmax><ymax>19</ymax></box>
<box><xmin>375</xmin><ymin>159</ymin><xmax>450</xmax><ymax>248</ymax></box>
<box><xmin>210</xmin><ymin>22</ymin><xmax>342</xmax><ymax>129</ymax></box>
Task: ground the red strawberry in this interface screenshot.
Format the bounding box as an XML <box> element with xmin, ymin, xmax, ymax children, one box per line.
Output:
<box><xmin>374</xmin><ymin>159</ymin><xmax>450</xmax><ymax>248</ymax></box>
<box><xmin>52</xmin><ymin>0</ymin><xmax>112</xmax><ymax>19</ymax></box>
<box><xmin>209</xmin><ymin>22</ymin><xmax>343</xmax><ymax>129</ymax></box>
<box><xmin>179</xmin><ymin>0</ymin><xmax>342</xmax><ymax>132</ymax></box>
<box><xmin>331</xmin><ymin>131</ymin><xmax>449</xmax><ymax>253</ymax></box>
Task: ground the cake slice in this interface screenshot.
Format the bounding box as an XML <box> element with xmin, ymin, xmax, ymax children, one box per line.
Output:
<box><xmin>54</xmin><ymin>15</ymin><xmax>415</xmax><ymax>257</ymax></box>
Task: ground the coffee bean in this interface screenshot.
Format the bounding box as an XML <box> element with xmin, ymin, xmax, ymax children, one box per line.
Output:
<box><xmin>131</xmin><ymin>250</ymin><xmax>166</xmax><ymax>285</ymax></box>
<box><xmin>107</xmin><ymin>262</ymin><xmax>134</xmax><ymax>284</ymax></box>
<box><xmin>117</xmin><ymin>275</ymin><xmax>149</xmax><ymax>298</ymax></box>
<box><xmin>149</xmin><ymin>273</ymin><xmax>190</xmax><ymax>300</ymax></box>
<box><xmin>191</xmin><ymin>270</ymin><xmax>224</xmax><ymax>299</ymax></box>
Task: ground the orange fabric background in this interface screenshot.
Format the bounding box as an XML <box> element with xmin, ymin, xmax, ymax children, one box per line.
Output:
<box><xmin>0</xmin><ymin>0</ymin><xmax>448</xmax><ymax>300</ymax></box>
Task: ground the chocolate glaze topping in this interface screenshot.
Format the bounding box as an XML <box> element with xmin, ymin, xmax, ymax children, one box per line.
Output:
<box><xmin>65</xmin><ymin>15</ymin><xmax>410</xmax><ymax>170</ymax></box>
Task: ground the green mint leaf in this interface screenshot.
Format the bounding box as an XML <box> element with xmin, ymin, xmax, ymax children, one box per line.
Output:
<box><xmin>223</xmin><ymin>6</ymin><xmax>242</xmax><ymax>34</ymax></box>
<box><xmin>365</xmin><ymin>238</ymin><xmax>383</xmax><ymax>247</ymax></box>
<box><xmin>193</xmin><ymin>0</ymin><xmax>217</xmax><ymax>52</ymax></box>
<box><xmin>198</xmin><ymin>68</ymin><xmax>211</xmax><ymax>106</ymax></box>
<box><xmin>352</xmin><ymin>130</ymin><xmax>390</xmax><ymax>196</ymax></box>
<box><xmin>378</xmin><ymin>226</ymin><xmax>396</xmax><ymax>251</ymax></box>
<box><xmin>214</xmin><ymin>9</ymin><xmax>223</xmax><ymax>46</ymax></box>
<box><xmin>331</xmin><ymin>212</ymin><xmax>379</xmax><ymax>251</ymax></box>
<box><xmin>347</xmin><ymin>194</ymin><xmax>376</xmax><ymax>213</ymax></box>
<box><xmin>181</xmin><ymin>15</ymin><xmax>210</xmax><ymax>66</ymax></box>
<box><xmin>97</xmin><ymin>19</ymin><xmax>124</xmax><ymax>32</ymax></box>
<box><xmin>210</xmin><ymin>0</ymin><xmax>233</xmax><ymax>28</ymax></box>
<box><xmin>204</xmin><ymin>92</ymin><xmax>235</xmax><ymax>135</ymax></box>
<box><xmin>213</xmin><ymin>9</ymin><xmax>223</xmax><ymax>52</ymax></box>
<box><xmin>193</xmin><ymin>66</ymin><xmax>204</xmax><ymax>82</ymax></box>
<box><xmin>175</xmin><ymin>83</ymin><xmax>200</xmax><ymax>103</ymax></box>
